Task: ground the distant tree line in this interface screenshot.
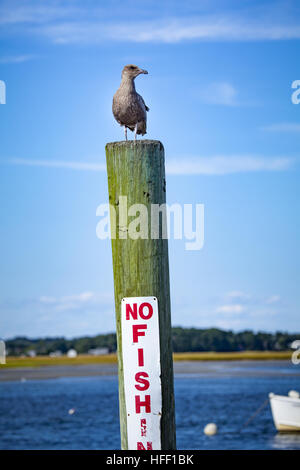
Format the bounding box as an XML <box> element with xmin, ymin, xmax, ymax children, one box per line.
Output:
<box><xmin>5</xmin><ymin>328</ymin><xmax>300</xmax><ymax>356</ymax></box>
<box><xmin>5</xmin><ymin>333</ymin><xmax>117</xmax><ymax>356</ymax></box>
<box><xmin>171</xmin><ymin>328</ymin><xmax>300</xmax><ymax>352</ymax></box>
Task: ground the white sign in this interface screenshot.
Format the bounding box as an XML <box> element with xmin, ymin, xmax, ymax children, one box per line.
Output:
<box><xmin>121</xmin><ymin>297</ymin><xmax>162</xmax><ymax>450</ymax></box>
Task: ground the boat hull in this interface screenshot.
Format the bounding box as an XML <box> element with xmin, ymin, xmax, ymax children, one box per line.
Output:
<box><xmin>269</xmin><ymin>393</ymin><xmax>300</xmax><ymax>432</ymax></box>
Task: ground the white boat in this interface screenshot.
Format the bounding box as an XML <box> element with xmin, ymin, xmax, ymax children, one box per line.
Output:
<box><xmin>269</xmin><ymin>391</ymin><xmax>300</xmax><ymax>432</ymax></box>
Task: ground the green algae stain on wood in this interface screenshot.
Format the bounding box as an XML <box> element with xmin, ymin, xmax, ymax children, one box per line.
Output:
<box><xmin>105</xmin><ymin>140</ymin><xmax>176</xmax><ymax>450</ymax></box>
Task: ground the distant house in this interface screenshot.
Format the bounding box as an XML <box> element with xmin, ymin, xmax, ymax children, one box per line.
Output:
<box><xmin>67</xmin><ymin>349</ymin><xmax>77</xmax><ymax>358</ymax></box>
<box><xmin>88</xmin><ymin>347</ymin><xmax>109</xmax><ymax>356</ymax></box>
<box><xmin>49</xmin><ymin>350</ymin><xmax>63</xmax><ymax>357</ymax></box>
<box><xmin>27</xmin><ymin>350</ymin><xmax>36</xmax><ymax>357</ymax></box>
<box><xmin>0</xmin><ymin>339</ymin><xmax>5</xmax><ymax>364</ymax></box>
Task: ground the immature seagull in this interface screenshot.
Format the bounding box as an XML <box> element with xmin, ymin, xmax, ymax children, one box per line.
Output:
<box><xmin>112</xmin><ymin>64</ymin><xmax>149</xmax><ymax>141</ymax></box>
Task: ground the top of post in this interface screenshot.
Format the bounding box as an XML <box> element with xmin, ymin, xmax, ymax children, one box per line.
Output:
<box><xmin>106</xmin><ymin>140</ymin><xmax>164</xmax><ymax>152</ymax></box>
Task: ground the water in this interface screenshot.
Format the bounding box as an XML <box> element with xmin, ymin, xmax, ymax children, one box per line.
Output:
<box><xmin>0</xmin><ymin>363</ymin><xmax>300</xmax><ymax>450</ymax></box>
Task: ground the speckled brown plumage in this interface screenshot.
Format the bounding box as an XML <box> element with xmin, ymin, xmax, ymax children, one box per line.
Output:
<box><xmin>112</xmin><ymin>64</ymin><xmax>149</xmax><ymax>140</ymax></box>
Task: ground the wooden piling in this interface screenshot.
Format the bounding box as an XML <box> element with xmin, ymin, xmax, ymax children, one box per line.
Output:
<box><xmin>105</xmin><ymin>140</ymin><xmax>176</xmax><ymax>450</ymax></box>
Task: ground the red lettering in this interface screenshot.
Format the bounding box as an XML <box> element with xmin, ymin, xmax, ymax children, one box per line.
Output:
<box><xmin>140</xmin><ymin>418</ymin><xmax>147</xmax><ymax>437</ymax></box>
<box><xmin>132</xmin><ymin>324</ymin><xmax>147</xmax><ymax>343</ymax></box>
<box><xmin>137</xmin><ymin>442</ymin><xmax>153</xmax><ymax>450</ymax></box>
<box><xmin>126</xmin><ymin>303</ymin><xmax>137</xmax><ymax>320</ymax></box>
<box><xmin>135</xmin><ymin>394</ymin><xmax>151</xmax><ymax>413</ymax></box>
<box><xmin>138</xmin><ymin>348</ymin><xmax>144</xmax><ymax>367</ymax></box>
<box><xmin>135</xmin><ymin>372</ymin><xmax>150</xmax><ymax>391</ymax></box>
<box><xmin>139</xmin><ymin>302</ymin><xmax>153</xmax><ymax>320</ymax></box>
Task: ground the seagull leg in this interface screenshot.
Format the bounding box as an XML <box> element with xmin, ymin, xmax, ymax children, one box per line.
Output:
<box><xmin>124</xmin><ymin>126</ymin><xmax>127</xmax><ymax>141</ymax></box>
<box><xmin>134</xmin><ymin>123</ymin><xmax>137</xmax><ymax>141</ymax></box>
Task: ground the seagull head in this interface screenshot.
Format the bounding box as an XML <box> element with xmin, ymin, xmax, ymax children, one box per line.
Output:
<box><xmin>122</xmin><ymin>64</ymin><xmax>148</xmax><ymax>79</ymax></box>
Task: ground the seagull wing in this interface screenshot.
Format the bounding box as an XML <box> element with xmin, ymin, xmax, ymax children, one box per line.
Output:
<box><xmin>137</xmin><ymin>93</ymin><xmax>150</xmax><ymax>112</ymax></box>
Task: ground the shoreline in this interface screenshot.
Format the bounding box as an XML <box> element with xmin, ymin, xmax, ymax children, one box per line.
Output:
<box><xmin>0</xmin><ymin>359</ymin><xmax>299</xmax><ymax>382</ymax></box>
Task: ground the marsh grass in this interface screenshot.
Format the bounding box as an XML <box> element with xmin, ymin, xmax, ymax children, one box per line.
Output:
<box><xmin>0</xmin><ymin>351</ymin><xmax>291</xmax><ymax>368</ymax></box>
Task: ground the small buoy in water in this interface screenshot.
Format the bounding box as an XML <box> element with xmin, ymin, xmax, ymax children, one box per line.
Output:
<box><xmin>204</xmin><ymin>423</ymin><xmax>218</xmax><ymax>436</ymax></box>
<box><xmin>68</xmin><ymin>408</ymin><xmax>75</xmax><ymax>415</ymax></box>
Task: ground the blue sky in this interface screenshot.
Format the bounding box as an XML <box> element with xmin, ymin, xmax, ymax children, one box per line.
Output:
<box><xmin>0</xmin><ymin>0</ymin><xmax>299</xmax><ymax>338</ymax></box>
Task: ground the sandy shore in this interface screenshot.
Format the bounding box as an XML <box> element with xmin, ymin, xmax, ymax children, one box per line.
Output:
<box><xmin>0</xmin><ymin>360</ymin><xmax>299</xmax><ymax>382</ymax></box>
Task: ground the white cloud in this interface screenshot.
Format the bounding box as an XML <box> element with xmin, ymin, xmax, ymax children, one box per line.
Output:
<box><xmin>37</xmin><ymin>17</ymin><xmax>300</xmax><ymax>45</ymax></box>
<box><xmin>266</xmin><ymin>295</ymin><xmax>281</xmax><ymax>304</ymax></box>
<box><xmin>166</xmin><ymin>156</ymin><xmax>294</xmax><ymax>175</ymax></box>
<box><xmin>10</xmin><ymin>158</ymin><xmax>106</xmax><ymax>171</ymax></box>
<box><xmin>201</xmin><ymin>82</ymin><xmax>238</xmax><ymax>106</ymax></box>
<box><xmin>39</xmin><ymin>291</ymin><xmax>96</xmax><ymax>312</ymax></box>
<box><xmin>1</xmin><ymin>2</ymin><xmax>300</xmax><ymax>44</ymax></box>
<box><xmin>216</xmin><ymin>304</ymin><xmax>245</xmax><ymax>314</ymax></box>
<box><xmin>261</xmin><ymin>123</ymin><xmax>300</xmax><ymax>133</ymax></box>
<box><xmin>214</xmin><ymin>290</ymin><xmax>282</xmax><ymax>320</ymax></box>
<box><xmin>0</xmin><ymin>54</ymin><xmax>36</xmax><ymax>64</ymax></box>
<box><xmin>37</xmin><ymin>291</ymin><xmax>113</xmax><ymax>313</ymax></box>
<box><xmin>1</xmin><ymin>291</ymin><xmax>115</xmax><ymax>338</ymax></box>
<box><xmin>39</xmin><ymin>296</ymin><xmax>56</xmax><ymax>304</ymax></box>
<box><xmin>226</xmin><ymin>291</ymin><xmax>250</xmax><ymax>300</ymax></box>
<box><xmin>8</xmin><ymin>155</ymin><xmax>294</xmax><ymax>176</ymax></box>
<box><xmin>0</xmin><ymin>3</ymin><xmax>75</xmax><ymax>25</ymax></box>
<box><xmin>39</xmin><ymin>291</ymin><xmax>95</xmax><ymax>304</ymax></box>
<box><xmin>212</xmin><ymin>318</ymin><xmax>246</xmax><ymax>330</ymax></box>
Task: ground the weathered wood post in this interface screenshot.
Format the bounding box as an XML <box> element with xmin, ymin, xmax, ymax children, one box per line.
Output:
<box><xmin>105</xmin><ymin>140</ymin><xmax>176</xmax><ymax>450</ymax></box>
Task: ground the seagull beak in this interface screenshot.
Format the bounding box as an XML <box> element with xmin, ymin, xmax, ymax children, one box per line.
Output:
<box><xmin>139</xmin><ymin>69</ymin><xmax>148</xmax><ymax>75</ymax></box>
